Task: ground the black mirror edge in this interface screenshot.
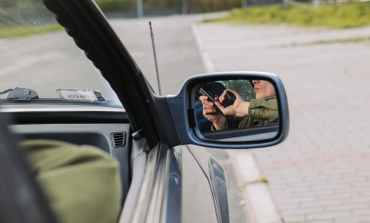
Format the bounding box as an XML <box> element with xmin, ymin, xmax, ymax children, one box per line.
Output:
<box><xmin>166</xmin><ymin>71</ymin><xmax>290</xmax><ymax>149</ymax></box>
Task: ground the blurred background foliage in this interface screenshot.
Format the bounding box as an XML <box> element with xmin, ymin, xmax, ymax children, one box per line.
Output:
<box><xmin>0</xmin><ymin>23</ymin><xmax>62</xmax><ymax>38</ymax></box>
<box><xmin>210</xmin><ymin>1</ymin><xmax>370</xmax><ymax>29</ymax></box>
<box><xmin>94</xmin><ymin>0</ymin><xmax>241</xmax><ymax>15</ymax></box>
<box><xmin>1</xmin><ymin>0</ymin><xmax>369</xmax><ymax>39</ymax></box>
<box><xmin>0</xmin><ymin>0</ymin><xmax>63</xmax><ymax>38</ymax></box>
<box><xmin>187</xmin><ymin>0</ymin><xmax>241</xmax><ymax>13</ymax></box>
<box><xmin>0</xmin><ymin>0</ymin><xmax>241</xmax><ymax>38</ymax></box>
<box><xmin>0</xmin><ymin>0</ymin><xmax>54</xmax><ymax>24</ymax></box>
<box><xmin>0</xmin><ymin>0</ymin><xmax>242</xmax><ymax>24</ymax></box>
<box><xmin>221</xmin><ymin>80</ymin><xmax>255</xmax><ymax>101</ymax></box>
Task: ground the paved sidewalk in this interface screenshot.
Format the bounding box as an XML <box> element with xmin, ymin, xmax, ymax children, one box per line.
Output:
<box><xmin>195</xmin><ymin>22</ymin><xmax>370</xmax><ymax>222</ymax></box>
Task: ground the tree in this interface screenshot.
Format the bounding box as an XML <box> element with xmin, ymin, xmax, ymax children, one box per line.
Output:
<box><xmin>221</xmin><ymin>80</ymin><xmax>255</xmax><ymax>101</ymax></box>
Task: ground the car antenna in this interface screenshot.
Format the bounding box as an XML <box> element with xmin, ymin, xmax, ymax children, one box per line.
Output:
<box><xmin>148</xmin><ymin>21</ymin><xmax>162</xmax><ymax>96</ymax></box>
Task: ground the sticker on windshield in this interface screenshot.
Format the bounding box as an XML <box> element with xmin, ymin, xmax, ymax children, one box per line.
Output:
<box><xmin>56</xmin><ymin>89</ymin><xmax>105</xmax><ymax>102</ymax></box>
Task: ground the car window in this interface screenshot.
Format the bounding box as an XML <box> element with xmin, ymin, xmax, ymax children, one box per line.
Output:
<box><xmin>219</xmin><ymin>80</ymin><xmax>255</xmax><ymax>101</ymax></box>
<box><xmin>0</xmin><ymin>0</ymin><xmax>124</xmax><ymax>111</ymax></box>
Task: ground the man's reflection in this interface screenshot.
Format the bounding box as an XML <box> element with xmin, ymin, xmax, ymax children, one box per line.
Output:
<box><xmin>200</xmin><ymin>80</ymin><xmax>278</xmax><ymax>131</ymax></box>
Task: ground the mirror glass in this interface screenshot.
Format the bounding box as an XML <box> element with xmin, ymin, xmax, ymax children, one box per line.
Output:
<box><xmin>193</xmin><ymin>79</ymin><xmax>279</xmax><ymax>142</ymax></box>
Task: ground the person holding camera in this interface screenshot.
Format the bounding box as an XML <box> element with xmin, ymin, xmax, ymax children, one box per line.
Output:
<box><xmin>200</xmin><ymin>80</ymin><xmax>278</xmax><ymax>131</ymax></box>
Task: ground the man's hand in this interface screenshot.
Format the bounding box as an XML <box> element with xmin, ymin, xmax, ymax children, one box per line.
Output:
<box><xmin>200</xmin><ymin>96</ymin><xmax>226</xmax><ymax>130</ymax></box>
<box><xmin>215</xmin><ymin>89</ymin><xmax>250</xmax><ymax>117</ymax></box>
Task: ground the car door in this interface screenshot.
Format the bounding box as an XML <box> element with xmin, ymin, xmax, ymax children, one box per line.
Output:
<box><xmin>11</xmin><ymin>0</ymin><xmax>222</xmax><ymax>223</ymax></box>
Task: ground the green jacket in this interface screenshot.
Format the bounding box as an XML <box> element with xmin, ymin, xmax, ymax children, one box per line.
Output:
<box><xmin>212</xmin><ymin>96</ymin><xmax>278</xmax><ymax>130</ymax></box>
<box><xmin>20</xmin><ymin>140</ymin><xmax>122</xmax><ymax>223</ymax></box>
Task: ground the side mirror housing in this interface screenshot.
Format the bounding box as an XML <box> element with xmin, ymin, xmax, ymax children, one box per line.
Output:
<box><xmin>166</xmin><ymin>71</ymin><xmax>289</xmax><ymax>149</ymax></box>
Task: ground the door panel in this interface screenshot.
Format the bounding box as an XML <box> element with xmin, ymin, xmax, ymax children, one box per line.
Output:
<box><xmin>181</xmin><ymin>146</ymin><xmax>217</xmax><ymax>223</ymax></box>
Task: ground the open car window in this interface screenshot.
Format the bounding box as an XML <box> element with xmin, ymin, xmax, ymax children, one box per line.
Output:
<box><xmin>0</xmin><ymin>0</ymin><xmax>124</xmax><ymax>111</ymax></box>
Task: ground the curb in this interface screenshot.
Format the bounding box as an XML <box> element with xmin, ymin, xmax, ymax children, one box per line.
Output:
<box><xmin>229</xmin><ymin>151</ymin><xmax>284</xmax><ymax>223</ymax></box>
<box><xmin>191</xmin><ymin>23</ymin><xmax>284</xmax><ymax>223</ymax></box>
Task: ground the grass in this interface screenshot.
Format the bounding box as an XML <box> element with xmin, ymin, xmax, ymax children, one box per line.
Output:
<box><xmin>0</xmin><ymin>23</ymin><xmax>63</xmax><ymax>39</ymax></box>
<box><xmin>281</xmin><ymin>36</ymin><xmax>370</xmax><ymax>47</ymax></box>
<box><xmin>207</xmin><ymin>2</ymin><xmax>370</xmax><ymax>29</ymax></box>
<box><xmin>307</xmin><ymin>36</ymin><xmax>370</xmax><ymax>44</ymax></box>
<box><xmin>95</xmin><ymin>0</ymin><xmax>131</xmax><ymax>3</ymax></box>
<box><xmin>257</xmin><ymin>176</ymin><xmax>269</xmax><ymax>183</ymax></box>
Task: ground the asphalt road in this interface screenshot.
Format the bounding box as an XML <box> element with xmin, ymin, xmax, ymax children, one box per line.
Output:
<box><xmin>109</xmin><ymin>14</ymin><xmax>217</xmax><ymax>95</ymax></box>
<box><xmin>0</xmin><ymin>30</ymin><xmax>112</xmax><ymax>99</ymax></box>
<box><xmin>0</xmin><ymin>13</ymin><xmax>250</xmax><ymax>223</ymax></box>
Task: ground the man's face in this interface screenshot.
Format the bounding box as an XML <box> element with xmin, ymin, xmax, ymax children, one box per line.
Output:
<box><xmin>252</xmin><ymin>80</ymin><xmax>276</xmax><ymax>99</ymax></box>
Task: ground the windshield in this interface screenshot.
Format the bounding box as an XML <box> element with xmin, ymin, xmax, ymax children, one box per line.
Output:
<box><xmin>0</xmin><ymin>0</ymin><xmax>124</xmax><ymax>111</ymax></box>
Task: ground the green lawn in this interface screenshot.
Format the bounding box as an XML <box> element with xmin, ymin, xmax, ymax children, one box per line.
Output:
<box><xmin>0</xmin><ymin>23</ymin><xmax>63</xmax><ymax>39</ymax></box>
<box><xmin>279</xmin><ymin>36</ymin><xmax>370</xmax><ymax>47</ymax></box>
<box><xmin>207</xmin><ymin>2</ymin><xmax>370</xmax><ymax>29</ymax></box>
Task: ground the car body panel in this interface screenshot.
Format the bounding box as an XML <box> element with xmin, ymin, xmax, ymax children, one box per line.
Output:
<box><xmin>187</xmin><ymin>145</ymin><xmax>229</xmax><ymax>223</ymax></box>
<box><xmin>181</xmin><ymin>146</ymin><xmax>218</xmax><ymax>223</ymax></box>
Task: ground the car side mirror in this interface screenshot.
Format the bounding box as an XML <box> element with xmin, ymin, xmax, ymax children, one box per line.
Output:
<box><xmin>166</xmin><ymin>72</ymin><xmax>289</xmax><ymax>149</ymax></box>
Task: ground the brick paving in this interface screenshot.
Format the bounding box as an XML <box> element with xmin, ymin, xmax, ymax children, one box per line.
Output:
<box><xmin>195</xmin><ymin>22</ymin><xmax>370</xmax><ymax>222</ymax></box>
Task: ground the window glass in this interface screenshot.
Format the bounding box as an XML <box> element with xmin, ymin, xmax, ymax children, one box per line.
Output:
<box><xmin>219</xmin><ymin>80</ymin><xmax>255</xmax><ymax>101</ymax></box>
<box><xmin>0</xmin><ymin>0</ymin><xmax>124</xmax><ymax>111</ymax></box>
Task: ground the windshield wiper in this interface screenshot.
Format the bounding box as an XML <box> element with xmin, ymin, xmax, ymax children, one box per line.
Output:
<box><xmin>0</xmin><ymin>88</ymin><xmax>39</xmax><ymax>102</ymax></box>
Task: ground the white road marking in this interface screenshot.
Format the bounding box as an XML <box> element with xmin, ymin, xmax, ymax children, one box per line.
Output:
<box><xmin>191</xmin><ymin>24</ymin><xmax>217</xmax><ymax>73</ymax></box>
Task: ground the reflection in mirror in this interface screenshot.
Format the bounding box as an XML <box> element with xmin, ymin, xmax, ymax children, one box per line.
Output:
<box><xmin>194</xmin><ymin>79</ymin><xmax>279</xmax><ymax>142</ymax></box>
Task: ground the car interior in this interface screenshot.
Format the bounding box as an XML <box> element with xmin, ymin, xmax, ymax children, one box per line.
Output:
<box><xmin>0</xmin><ymin>0</ymin><xmax>163</xmax><ymax>214</ymax></box>
<box><xmin>8</xmin><ymin>111</ymin><xmax>132</xmax><ymax>206</ymax></box>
